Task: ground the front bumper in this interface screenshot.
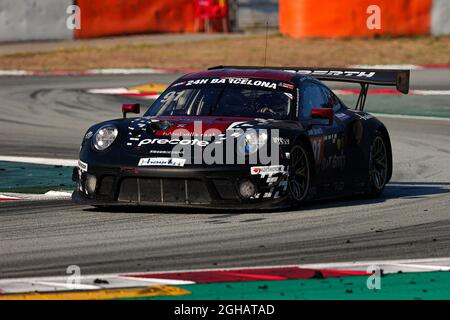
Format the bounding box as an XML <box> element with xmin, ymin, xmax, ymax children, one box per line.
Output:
<box><xmin>72</xmin><ymin>164</ymin><xmax>291</xmax><ymax>210</ymax></box>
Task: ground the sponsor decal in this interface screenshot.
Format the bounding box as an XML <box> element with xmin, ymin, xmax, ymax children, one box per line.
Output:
<box><xmin>149</xmin><ymin>150</ymin><xmax>184</xmax><ymax>156</ymax></box>
<box><xmin>324</xmin><ymin>133</ymin><xmax>338</xmax><ymax>143</ymax></box>
<box><xmin>337</xmin><ymin>137</ymin><xmax>345</xmax><ymax>151</ymax></box>
<box><xmin>78</xmin><ymin>160</ymin><xmax>88</xmax><ymax>172</ymax></box>
<box><xmin>310</xmin><ymin>137</ymin><xmax>325</xmax><ymax>164</ymax></box>
<box><xmin>295</xmin><ymin>70</ymin><xmax>376</xmax><ymax>78</ymax></box>
<box><xmin>357</xmin><ymin>113</ymin><xmax>374</xmax><ymax>121</ymax></box>
<box><xmin>278</xmin><ymin>82</ymin><xmax>295</xmax><ymax>90</ymax></box>
<box><xmin>272</xmin><ymin>137</ymin><xmax>290</xmax><ymax>145</ymax></box>
<box><xmin>307</xmin><ymin>128</ymin><xmax>324</xmax><ymax>136</ymax></box>
<box><xmin>138</xmin><ymin>138</ymin><xmax>210</xmax><ymax>147</ymax></box>
<box><xmin>183</xmin><ymin>78</ymin><xmax>279</xmax><ymax>90</ymax></box>
<box><xmin>320</xmin><ymin>154</ymin><xmax>346</xmax><ymax>171</ymax></box>
<box><xmin>84</xmin><ymin>131</ymin><xmax>93</xmax><ymax>140</ymax></box>
<box><xmin>251</xmin><ymin>165</ymin><xmax>285</xmax><ymax>176</ymax></box>
<box><xmin>138</xmin><ymin>157</ymin><xmax>186</xmax><ymax>167</ymax></box>
<box><xmin>335</xmin><ymin>112</ymin><xmax>350</xmax><ymax>121</ymax></box>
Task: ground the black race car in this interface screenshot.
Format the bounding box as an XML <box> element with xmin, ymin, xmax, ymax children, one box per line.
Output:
<box><xmin>72</xmin><ymin>66</ymin><xmax>409</xmax><ymax>209</ymax></box>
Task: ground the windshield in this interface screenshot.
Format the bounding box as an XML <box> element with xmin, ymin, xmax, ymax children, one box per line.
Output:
<box><xmin>145</xmin><ymin>80</ymin><xmax>294</xmax><ymax>120</ymax></box>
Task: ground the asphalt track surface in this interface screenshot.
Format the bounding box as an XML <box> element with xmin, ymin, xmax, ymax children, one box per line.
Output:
<box><xmin>0</xmin><ymin>70</ymin><xmax>449</xmax><ymax>278</ymax></box>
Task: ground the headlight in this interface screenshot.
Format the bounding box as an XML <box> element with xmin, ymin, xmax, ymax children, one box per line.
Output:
<box><xmin>93</xmin><ymin>125</ymin><xmax>118</xmax><ymax>151</ymax></box>
<box><xmin>243</xmin><ymin>131</ymin><xmax>268</xmax><ymax>154</ymax></box>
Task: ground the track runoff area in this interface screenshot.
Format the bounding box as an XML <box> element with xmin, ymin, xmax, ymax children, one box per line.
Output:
<box><xmin>0</xmin><ymin>66</ymin><xmax>450</xmax><ymax>301</ymax></box>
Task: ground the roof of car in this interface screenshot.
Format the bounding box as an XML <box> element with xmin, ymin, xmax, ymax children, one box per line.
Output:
<box><xmin>182</xmin><ymin>68</ymin><xmax>299</xmax><ymax>82</ymax></box>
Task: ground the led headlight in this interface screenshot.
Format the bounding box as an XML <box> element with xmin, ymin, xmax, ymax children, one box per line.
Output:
<box><xmin>93</xmin><ymin>125</ymin><xmax>118</xmax><ymax>151</ymax></box>
<box><xmin>243</xmin><ymin>131</ymin><xmax>268</xmax><ymax>154</ymax></box>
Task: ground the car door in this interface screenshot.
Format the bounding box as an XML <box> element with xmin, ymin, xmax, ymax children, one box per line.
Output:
<box><xmin>299</xmin><ymin>80</ymin><xmax>346</xmax><ymax>193</ymax></box>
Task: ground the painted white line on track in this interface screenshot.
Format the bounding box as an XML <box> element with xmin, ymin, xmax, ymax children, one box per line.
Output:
<box><xmin>301</xmin><ymin>257</ymin><xmax>450</xmax><ymax>270</ymax></box>
<box><xmin>350</xmin><ymin>64</ymin><xmax>424</xmax><ymax>70</ymax></box>
<box><xmin>89</xmin><ymin>68</ymin><xmax>170</xmax><ymax>74</ymax></box>
<box><xmin>350</xmin><ymin>64</ymin><xmax>450</xmax><ymax>69</ymax></box>
<box><xmin>412</xmin><ymin>90</ymin><xmax>450</xmax><ymax>95</ymax></box>
<box><xmin>34</xmin><ymin>281</ymin><xmax>100</xmax><ymax>290</ymax></box>
<box><xmin>0</xmin><ymin>155</ymin><xmax>77</xmax><ymax>166</ymax></box>
<box><xmin>87</xmin><ymin>88</ymin><xmax>141</xmax><ymax>94</ymax></box>
<box><xmin>0</xmin><ymin>191</ymin><xmax>73</xmax><ymax>201</ymax></box>
<box><xmin>0</xmin><ymin>68</ymin><xmax>192</xmax><ymax>76</ymax></box>
<box><xmin>0</xmin><ymin>70</ymin><xmax>29</xmax><ymax>76</ymax></box>
<box><xmin>382</xmin><ymin>263</ymin><xmax>450</xmax><ymax>271</ymax></box>
<box><xmin>118</xmin><ymin>276</ymin><xmax>195</xmax><ymax>285</ymax></box>
<box><xmin>372</xmin><ymin>113</ymin><xmax>450</xmax><ymax>122</ymax></box>
<box><xmin>0</xmin><ymin>65</ymin><xmax>449</xmax><ymax>77</ymax></box>
<box><xmin>334</xmin><ymin>89</ymin><xmax>450</xmax><ymax>95</ymax></box>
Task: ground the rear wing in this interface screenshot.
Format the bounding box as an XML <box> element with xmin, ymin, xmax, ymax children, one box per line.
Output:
<box><xmin>208</xmin><ymin>66</ymin><xmax>410</xmax><ymax>111</ymax></box>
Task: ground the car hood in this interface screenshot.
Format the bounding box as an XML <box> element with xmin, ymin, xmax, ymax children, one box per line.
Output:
<box><xmin>82</xmin><ymin>115</ymin><xmax>302</xmax><ymax>166</ymax></box>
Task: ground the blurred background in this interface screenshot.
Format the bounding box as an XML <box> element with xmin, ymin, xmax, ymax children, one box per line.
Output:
<box><xmin>0</xmin><ymin>0</ymin><xmax>449</xmax><ymax>40</ymax></box>
<box><xmin>0</xmin><ymin>0</ymin><xmax>448</xmax><ymax>69</ymax></box>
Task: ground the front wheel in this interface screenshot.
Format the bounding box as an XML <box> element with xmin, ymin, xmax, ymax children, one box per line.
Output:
<box><xmin>288</xmin><ymin>144</ymin><xmax>311</xmax><ymax>204</ymax></box>
<box><xmin>366</xmin><ymin>133</ymin><xmax>389</xmax><ymax>197</ymax></box>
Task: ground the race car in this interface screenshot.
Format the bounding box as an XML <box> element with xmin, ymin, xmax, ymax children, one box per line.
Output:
<box><xmin>72</xmin><ymin>66</ymin><xmax>409</xmax><ymax>209</ymax></box>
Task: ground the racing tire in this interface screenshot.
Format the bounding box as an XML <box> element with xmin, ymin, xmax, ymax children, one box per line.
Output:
<box><xmin>288</xmin><ymin>144</ymin><xmax>311</xmax><ymax>205</ymax></box>
<box><xmin>366</xmin><ymin>132</ymin><xmax>389</xmax><ymax>198</ymax></box>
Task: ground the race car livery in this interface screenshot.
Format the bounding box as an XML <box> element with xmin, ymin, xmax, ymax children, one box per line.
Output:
<box><xmin>72</xmin><ymin>66</ymin><xmax>409</xmax><ymax>209</ymax></box>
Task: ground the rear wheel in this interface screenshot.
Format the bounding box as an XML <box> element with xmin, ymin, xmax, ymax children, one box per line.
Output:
<box><xmin>288</xmin><ymin>144</ymin><xmax>311</xmax><ymax>204</ymax></box>
<box><xmin>366</xmin><ymin>133</ymin><xmax>389</xmax><ymax>197</ymax></box>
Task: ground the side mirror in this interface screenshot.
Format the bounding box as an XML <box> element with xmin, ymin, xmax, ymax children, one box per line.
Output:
<box><xmin>122</xmin><ymin>103</ymin><xmax>140</xmax><ymax>118</ymax></box>
<box><xmin>311</xmin><ymin>108</ymin><xmax>334</xmax><ymax>125</ymax></box>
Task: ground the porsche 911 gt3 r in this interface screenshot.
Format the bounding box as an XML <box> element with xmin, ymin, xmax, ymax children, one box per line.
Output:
<box><xmin>72</xmin><ymin>66</ymin><xmax>409</xmax><ymax>209</ymax></box>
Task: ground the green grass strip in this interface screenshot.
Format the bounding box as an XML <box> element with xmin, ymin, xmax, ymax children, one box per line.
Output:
<box><xmin>339</xmin><ymin>95</ymin><xmax>450</xmax><ymax>119</ymax></box>
<box><xmin>0</xmin><ymin>161</ymin><xmax>74</xmax><ymax>194</ymax></box>
<box><xmin>136</xmin><ymin>271</ymin><xmax>450</xmax><ymax>300</ymax></box>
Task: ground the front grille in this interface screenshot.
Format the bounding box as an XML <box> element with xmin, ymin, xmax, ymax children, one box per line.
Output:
<box><xmin>213</xmin><ymin>179</ymin><xmax>238</xmax><ymax>200</ymax></box>
<box><xmin>118</xmin><ymin>178</ymin><xmax>211</xmax><ymax>204</ymax></box>
<box><xmin>98</xmin><ymin>176</ymin><xmax>115</xmax><ymax>196</ymax></box>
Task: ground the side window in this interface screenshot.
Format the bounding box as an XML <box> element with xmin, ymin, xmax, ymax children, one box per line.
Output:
<box><xmin>300</xmin><ymin>82</ymin><xmax>328</xmax><ymax>118</ymax></box>
<box><xmin>320</xmin><ymin>85</ymin><xmax>342</xmax><ymax>111</ymax></box>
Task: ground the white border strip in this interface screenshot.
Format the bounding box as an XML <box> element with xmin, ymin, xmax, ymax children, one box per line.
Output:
<box><xmin>0</xmin><ymin>68</ymin><xmax>192</xmax><ymax>76</ymax></box>
<box><xmin>349</xmin><ymin>64</ymin><xmax>424</xmax><ymax>70</ymax></box>
<box><xmin>0</xmin><ymin>155</ymin><xmax>77</xmax><ymax>166</ymax></box>
<box><xmin>372</xmin><ymin>113</ymin><xmax>450</xmax><ymax>122</ymax></box>
<box><xmin>0</xmin><ymin>191</ymin><xmax>73</xmax><ymax>201</ymax></box>
<box><xmin>0</xmin><ymin>65</ymin><xmax>449</xmax><ymax>77</ymax></box>
<box><xmin>335</xmin><ymin>89</ymin><xmax>450</xmax><ymax>95</ymax></box>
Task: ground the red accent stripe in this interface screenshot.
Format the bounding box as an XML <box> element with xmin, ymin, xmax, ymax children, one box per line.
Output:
<box><xmin>119</xmin><ymin>92</ymin><xmax>160</xmax><ymax>97</ymax></box>
<box><xmin>336</xmin><ymin>89</ymin><xmax>403</xmax><ymax>95</ymax></box>
<box><xmin>0</xmin><ymin>198</ymin><xmax>20</xmax><ymax>201</ymax></box>
<box><xmin>123</xmin><ymin>267</ymin><xmax>367</xmax><ymax>283</ymax></box>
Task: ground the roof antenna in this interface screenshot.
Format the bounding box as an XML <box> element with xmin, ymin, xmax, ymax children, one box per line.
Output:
<box><xmin>264</xmin><ymin>20</ymin><xmax>269</xmax><ymax>67</ymax></box>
